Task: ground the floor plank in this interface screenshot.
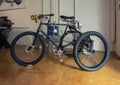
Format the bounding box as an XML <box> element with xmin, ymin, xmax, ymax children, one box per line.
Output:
<box><xmin>0</xmin><ymin>48</ymin><xmax>120</xmax><ymax>85</ymax></box>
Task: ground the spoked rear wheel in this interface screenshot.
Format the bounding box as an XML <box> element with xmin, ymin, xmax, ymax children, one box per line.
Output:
<box><xmin>10</xmin><ymin>32</ymin><xmax>45</xmax><ymax>66</ymax></box>
<box><xmin>74</xmin><ymin>31</ymin><xmax>110</xmax><ymax>71</ymax></box>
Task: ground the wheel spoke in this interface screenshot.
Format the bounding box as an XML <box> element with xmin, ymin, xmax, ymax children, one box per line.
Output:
<box><xmin>11</xmin><ymin>32</ymin><xmax>45</xmax><ymax>66</ymax></box>
<box><xmin>74</xmin><ymin>31</ymin><xmax>109</xmax><ymax>71</ymax></box>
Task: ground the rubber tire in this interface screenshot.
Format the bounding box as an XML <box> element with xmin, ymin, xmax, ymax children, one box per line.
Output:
<box><xmin>10</xmin><ymin>31</ymin><xmax>46</xmax><ymax>66</ymax></box>
<box><xmin>74</xmin><ymin>31</ymin><xmax>110</xmax><ymax>71</ymax></box>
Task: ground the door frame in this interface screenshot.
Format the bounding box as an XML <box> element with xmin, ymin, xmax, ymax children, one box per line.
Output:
<box><xmin>110</xmin><ymin>0</ymin><xmax>116</xmax><ymax>51</ymax></box>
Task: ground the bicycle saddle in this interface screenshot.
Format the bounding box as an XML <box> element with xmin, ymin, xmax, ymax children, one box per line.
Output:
<box><xmin>60</xmin><ymin>15</ymin><xmax>75</xmax><ymax>20</ymax></box>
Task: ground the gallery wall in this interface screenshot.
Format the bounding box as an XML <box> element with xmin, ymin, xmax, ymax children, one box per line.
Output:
<box><xmin>0</xmin><ymin>0</ymin><xmax>114</xmax><ymax>51</ymax></box>
<box><xmin>0</xmin><ymin>0</ymin><xmax>43</xmax><ymax>43</ymax></box>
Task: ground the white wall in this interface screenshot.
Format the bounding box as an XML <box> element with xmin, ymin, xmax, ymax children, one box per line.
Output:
<box><xmin>0</xmin><ymin>0</ymin><xmax>43</xmax><ymax>43</ymax></box>
<box><xmin>59</xmin><ymin>0</ymin><xmax>112</xmax><ymax>50</ymax></box>
<box><xmin>60</xmin><ymin>0</ymin><xmax>74</xmax><ymax>16</ymax></box>
<box><xmin>0</xmin><ymin>0</ymin><xmax>113</xmax><ymax>50</ymax></box>
<box><xmin>0</xmin><ymin>0</ymin><xmax>43</xmax><ymax>28</ymax></box>
<box><xmin>59</xmin><ymin>0</ymin><xmax>111</xmax><ymax>39</ymax></box>
<box><xmin>76</xmin><ymin>0</ymin><xmax>111</xmax><ymax>38</ymax></box>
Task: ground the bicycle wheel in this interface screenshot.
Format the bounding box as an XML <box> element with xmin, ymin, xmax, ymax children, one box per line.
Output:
<box><xmin>60</xmin><ymin>30</ymin><xmax>81</xmax><ymax>57</ymax></box>
<box><xmin>10</xmin><ymin>31</ymin><xmax>46</xmax><ymax>66</ymax></box>
<box><xmin>74</xmin><ymin>31</ymin><xmax>110</xmax><ymax>71</ymax></box>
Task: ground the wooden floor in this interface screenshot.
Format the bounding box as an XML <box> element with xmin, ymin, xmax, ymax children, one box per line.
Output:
<box><xmin>0</xmin><ymin>48</ymin><xmax>120</xmax><ymax>85</ymax></box>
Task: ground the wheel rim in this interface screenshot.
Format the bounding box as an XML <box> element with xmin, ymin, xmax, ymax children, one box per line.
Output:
<box><xmin>76</xmin><ymin>34</ymin><xmax>107</xmax><ymax>68</ymax></box>
<box><xmin>13</xmin><ymin>34</ymin><xmax>44</xmax><ymax>64</ymax></box>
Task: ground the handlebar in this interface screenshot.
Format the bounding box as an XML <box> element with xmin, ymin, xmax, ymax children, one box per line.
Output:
<box><xmin>38</xmin><ymin>14</ymin><xmax>54</xmax><ymax>18</ymax></box>
<box><xmin>31</xmin><ymin>14</ymin><xmax>54</xmax><ymax>23</ymax></box>
<box><xmin>31</xmin><ymin>14</ymin><xmax>76</xmax><ymax>24</ymax></box>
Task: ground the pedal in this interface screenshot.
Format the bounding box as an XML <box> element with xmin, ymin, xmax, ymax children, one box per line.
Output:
<box><xmin>53</xmin><ymin>49</ymin><xmax>63</xmax><ymax>62</ymax></box>
<box><xmin>60</xmin><ymin>58</ymin><xmax>63</xmax><ymax>63</ymax></box>
<box><xmin>59</xmin><ymin>55</ymin><xmax>63</xmax><ymax>63</ymax></box>
<box><xmin>26</xmin><ymin>64</ymin><xmax>33</xmax><ymax>69</ymax></box>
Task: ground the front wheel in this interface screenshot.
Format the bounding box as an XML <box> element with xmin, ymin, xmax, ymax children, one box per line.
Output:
<box><xmin>10</xmin><ymin>31</ymin><xmax>46</xmax><ymax>66</ymax></box>
<box><xmin>74</xmin><ymin>31</ymin><xmax>110</xmax><ymax>71</ymax></box>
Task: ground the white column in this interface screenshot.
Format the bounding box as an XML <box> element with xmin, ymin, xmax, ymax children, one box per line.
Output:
<box><xmin>59</xmin><ymin>0</ymin><xmax>74</xmax><ymax>16</ymax></box>
<box><xmin>42</xmin><ymin>0</ymin><xmax>51</xmax><ymax>14</ymax></box>
<box><xmin>116</xmin><ymin>0</ymin><xmax>120</xmax><ymax>56</ymax></box>
<box><xmin>110</xmin><ymin>0</ymin><xmax>116</xmax><ymax>51</ymax></box>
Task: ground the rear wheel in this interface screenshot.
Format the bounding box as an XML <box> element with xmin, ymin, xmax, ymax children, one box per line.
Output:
<box><xmin>10</xmin><ymin>32</ymin><xmax>46</xmax><ymax>66</ymax></box>
<box><xmin>74</xmin><ymin>31</ymin><xmax>110</xmax><ymax>71</ymax></box>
